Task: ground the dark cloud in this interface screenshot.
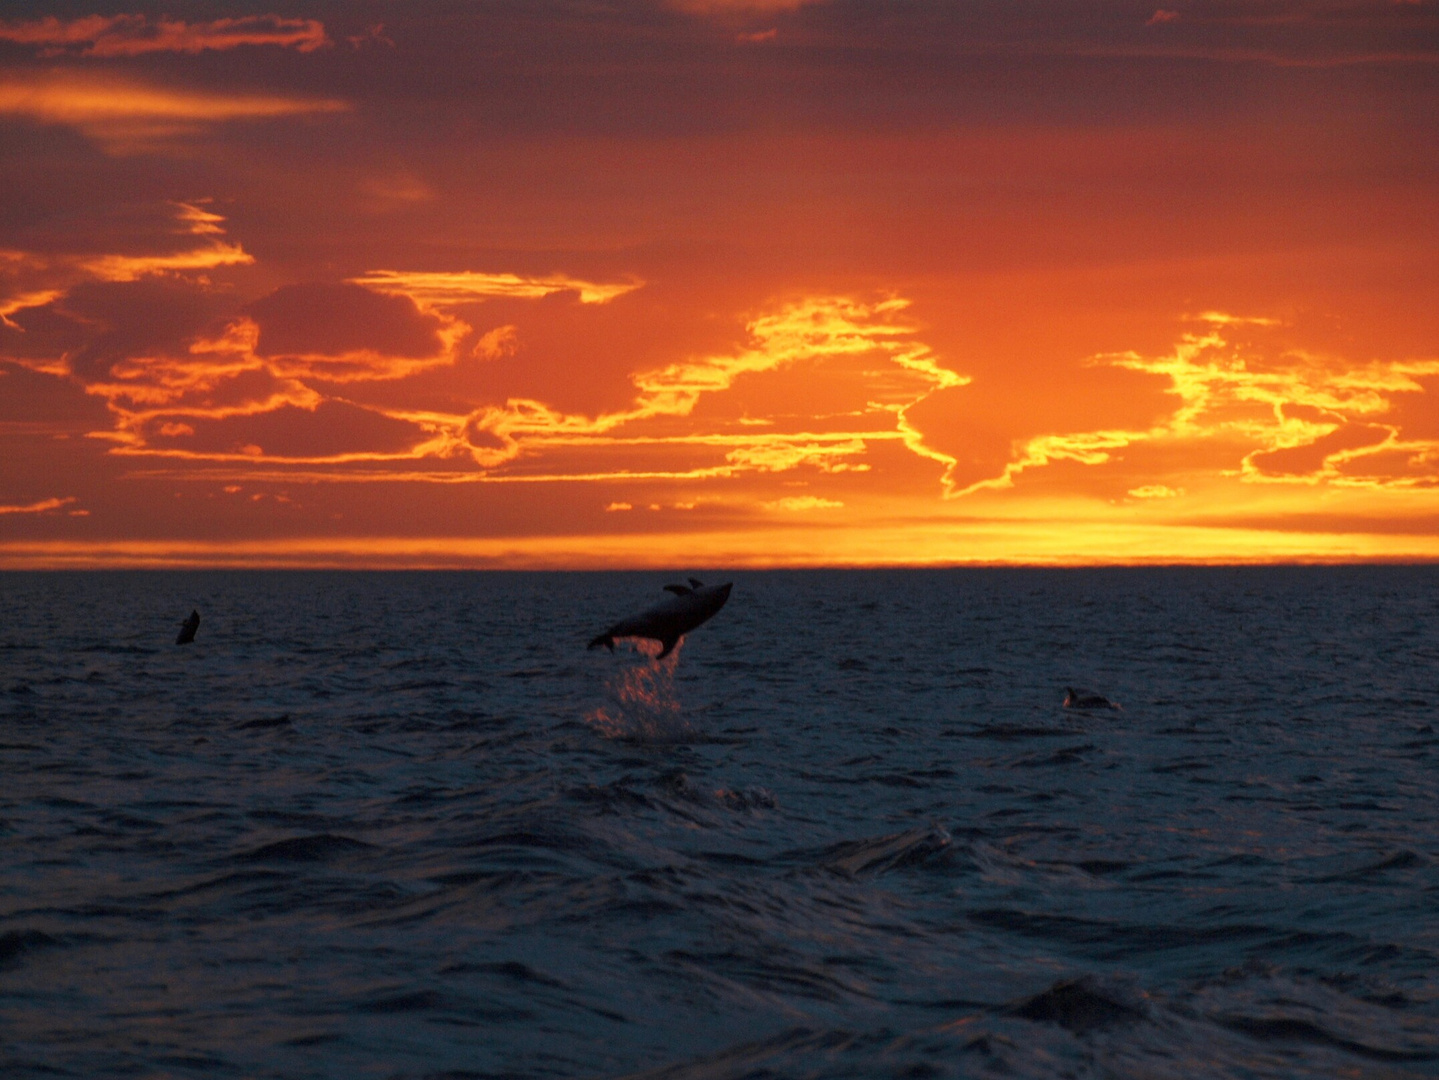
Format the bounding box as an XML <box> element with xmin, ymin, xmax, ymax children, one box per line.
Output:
<box><xmin>249</xmin><ymin>282</ymin><xmax>446</xmax><ymax>359</ymax></box>
<box><xmin>162</xmin><ymin>399</ymin><xmax>423</xmax><ymax>459</ymax></box>
<box><xmin>278</xmin><ymin>0</ymin><xmax>1439</xmax><ymax>138</ymax></box>
<box><xmin>52</xmin><ymin>277</ymin><xmax>235</xmax><ymax>381</ymax></box>
<box><xmin>0</xmin><ymin>358</ymin><xmax>110</xmax><ymax>430</ymax></box>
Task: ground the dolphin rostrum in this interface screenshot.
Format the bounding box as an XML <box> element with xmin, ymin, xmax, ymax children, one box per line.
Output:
<box><xmin>176</xmin><ymin>609</ymin><xmax>200</xmax><ymax>645</ymax></box>
<box><xmin>588</xmin><ymin>578</ymin><xmax>732</xmax><ymax>659</ymax></box>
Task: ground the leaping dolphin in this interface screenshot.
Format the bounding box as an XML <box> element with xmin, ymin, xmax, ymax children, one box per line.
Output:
<box><xmin>176</xmin><ymin>609</ymin><xmax>200</xmax><ymax>645</ymax></box>
<box><xmin>588</xmin><ymin>578</ymin><xmax>732</xmax><ymax>659</ymax></box>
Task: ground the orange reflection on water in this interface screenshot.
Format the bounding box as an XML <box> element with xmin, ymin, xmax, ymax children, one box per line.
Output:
<box><xmin>585</xmin><ymin>638</ymin><xmax>692</xmax><ymax>742</ymax></box>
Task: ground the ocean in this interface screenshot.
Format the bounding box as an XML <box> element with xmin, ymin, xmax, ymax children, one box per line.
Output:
<box><xmin>1</xmin><ymin>567</ymin><xmax>1436</xmax><ymax>1078</ymax></box>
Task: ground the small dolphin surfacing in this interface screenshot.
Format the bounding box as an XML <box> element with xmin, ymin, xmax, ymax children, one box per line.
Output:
<box><xmin>1064</xmin><ymin>686</ymin><xmax>1120</xmax><ymax>711</ymax></box>
<box><xmin>176</xmin><ymin>609</ymin><xmax>200</xmax><ymax>645</ymax></box>
<box><xmin>589</xmin><ymin>578</ymin><xmax>732</xmax><ymax>659</ymax></box>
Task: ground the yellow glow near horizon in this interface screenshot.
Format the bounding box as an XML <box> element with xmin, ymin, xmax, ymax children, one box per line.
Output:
<box><xmin>4</xmin><ymin>516</ymin><xmax>1438</xmax><ymax>570</ymax></box>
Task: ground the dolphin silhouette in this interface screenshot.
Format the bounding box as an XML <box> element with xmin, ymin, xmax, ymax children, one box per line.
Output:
<box><xmin>588</xmin><ymin>578</ymin><xmax>732</xmax><ymax>659</ymax></box>
<box><xmin>176</xmin><ymin>609</ymin><xmax>200</xmax><ymax>645</ymax></box>
<box><xmin>1063</xmin><ymin>686</ymin><xmax>1120</xmax><ymax>711</ymax></box>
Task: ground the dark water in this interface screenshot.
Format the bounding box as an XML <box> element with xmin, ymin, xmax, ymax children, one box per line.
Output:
<box><xmin>2</xmin><ymin>568</ymin><xmax>1437</xmax><ymax>1079</ymax></box>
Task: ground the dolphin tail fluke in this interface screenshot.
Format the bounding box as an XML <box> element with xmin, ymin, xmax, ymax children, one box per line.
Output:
<box><xmin>656</xmin><ymin>634</ymin><xmax>680</xmax><ymax>659</ymax></box>
<box><xmin>588</xmin><ymin>633</ymin><xmax>615</xmax><ymax>652</ymax></box>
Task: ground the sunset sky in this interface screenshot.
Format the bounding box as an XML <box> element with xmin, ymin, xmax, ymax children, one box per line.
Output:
<box><xmin>2</xmin><ymin>0</ymin><xmax>1437</xmax><ymax>567</ymax></box>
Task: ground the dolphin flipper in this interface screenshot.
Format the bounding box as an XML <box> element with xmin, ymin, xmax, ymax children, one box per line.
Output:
<box><xmin>656</xmin><ymin>634</ymin><xmax>681</xmax><ymax>659</ymax></box>
<box><xmin>588</xmin><ymin>632</ymin><xmax>616</xmax><ymax>652</ymax></box>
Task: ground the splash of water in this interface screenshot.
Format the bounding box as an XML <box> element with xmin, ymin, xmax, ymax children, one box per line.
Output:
<box><xmin>585</xmin><ymin>637</ymin><xmax>694</xmax><ymax>742</ymax></box>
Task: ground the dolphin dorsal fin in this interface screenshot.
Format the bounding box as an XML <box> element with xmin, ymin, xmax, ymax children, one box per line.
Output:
<box><xmin>688</xmin><ymin>577</ymin><xmax>704</xmax><ymax>589</ymax></box>
<box><xmin>663</xmin><ymin>583</ymin><xmax>692</xmax><ymax>596</ymax></box>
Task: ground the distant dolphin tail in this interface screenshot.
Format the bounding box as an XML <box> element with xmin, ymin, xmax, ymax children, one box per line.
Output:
<box><xmin>588</xmin><ymin>633</ymin><xmax>615</xmax><ymax>652</ymax></box>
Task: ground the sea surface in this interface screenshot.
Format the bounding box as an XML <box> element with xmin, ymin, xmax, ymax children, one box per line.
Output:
<box><xmin>1</xmin><ymin>567</ymin><xmax>1437</xmax><ymax>1079</ymax></box>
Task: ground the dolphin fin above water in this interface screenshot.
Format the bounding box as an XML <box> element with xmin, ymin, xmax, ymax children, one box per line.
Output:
<box><xmin>589</xmin><ymin>579</ymin><xmax>732</xmax><ymax>657</ymax></box>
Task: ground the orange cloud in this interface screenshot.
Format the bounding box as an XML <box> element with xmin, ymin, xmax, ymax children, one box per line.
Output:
<box><xmin>13</xmin><ymin>268</ymin><xmax>466</xmax><ymax>468</ymax></box>
<box><xmin>24</xmin><ymin>274</ymin><xmax>974</xmax><ymax>500</ymax></box>
<box><xmin>474</xmin><ymin>325</ymin><xmax>519</xmax><ymax>360</ymax></box>
<box><xmin>0</xmin><ymin>14</ymin><xmax>329</xmax><ymax>57</ymax></box>
<box><xmin>7</xmin><ymin>191</ymin><xmax>1433</xmax><ymax>565</ymax></box>
<box><xmin>173</xmin><ymin>203</ymin><xmax>228</xmax><ymax>235</ymax></box>
<box><xmin>78</xmin><ymin>307</ymin><xmax>468</xmax><ymax>465</ymax></box>
<box><xmin>0</xmin><ymin>72</ymin><xmax>347</xmax><ymax>151</ymax></box>
<box><xmin>12</xmin><ymin>202</ymin><xmax>1439</xmax><ymax>551</ymax></box>
<box><xmin>0</xmin><ymin>203</ymin><xmax>252</xmax><ymax>336</ymax></box>
<box><xmin>951</xmin><ymin>318</ymin><xmax>1439</xmax><ymax>498</ymax></box>
<box><xmin>1128</xmin><ymin>484</ymin><xmax>1183</xmax><ymax>499</ymax></box>
<box><xmin>762</xmin><ymin>495</ymin><xmax>844</xmax><ymax>511</ymax></box>
<box><xmin>350</xmin><ymin>271</ymin><xmax>642</xmax><ymax>307</ymax></box>
<box><xmin>0</xmin><ymin>287</ymin><xmax>64</xmax><ymax>329</ymax></box>
<box><xmin>80</xmin><ymin>244</ymin><xmax>253</xmax><ymax>282</ymax></box>
<box><xmin>434</xmin><ymin>296</ymin><xmax>969</xmax><ymax>488</ymax></box>
<box><xmin>0</xmin><ymin>496</ymin><xmax>75</xmax><ymax>515</ymax></box>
